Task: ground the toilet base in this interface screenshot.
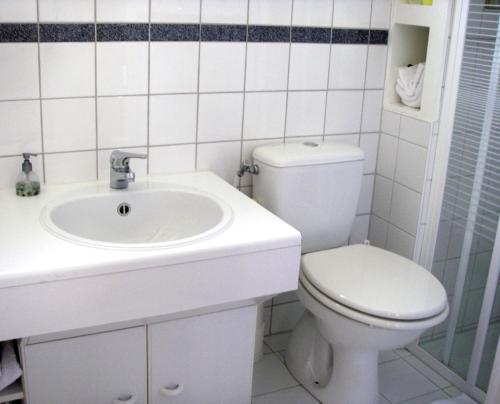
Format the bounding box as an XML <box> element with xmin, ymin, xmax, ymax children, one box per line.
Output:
<box><xmin>286</xmin><ymin>311</ymin><xmax>379</xmax><ymax>404</ymax></box>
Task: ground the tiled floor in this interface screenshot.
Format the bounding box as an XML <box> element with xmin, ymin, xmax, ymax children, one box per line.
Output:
<box><xmin>252</xmin><ymin>332</ymin><xmax>471</xmax><ymax>404</ymax></box>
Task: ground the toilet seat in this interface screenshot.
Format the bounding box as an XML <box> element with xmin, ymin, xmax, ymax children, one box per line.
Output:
<box><xmin>300</xmin><ymin>245</ymin><xmax>449</xmax><ymax>330</ymax></box>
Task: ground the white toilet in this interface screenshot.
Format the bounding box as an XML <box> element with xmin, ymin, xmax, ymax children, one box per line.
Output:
<box><xmin>252</xmin><ymin>142</ymin><xmax>449</xmax><ymax>404</ymax></box>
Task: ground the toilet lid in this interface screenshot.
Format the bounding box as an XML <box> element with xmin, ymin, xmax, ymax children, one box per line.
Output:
<box><xmin>301</xmin><ymin>244</ymin><xmax>447</xmax><ymax>320</ymax></box>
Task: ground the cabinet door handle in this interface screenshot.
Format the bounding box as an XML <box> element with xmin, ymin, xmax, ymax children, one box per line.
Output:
<box><xmin>112</xmin><ymin>395</ymin><xmax>137</xmax><ymax>404</ymax></box>
<box><xmin>160</xmin><ymin>384</ymin><xmax>184</xmax><ymax>397</ymax></box>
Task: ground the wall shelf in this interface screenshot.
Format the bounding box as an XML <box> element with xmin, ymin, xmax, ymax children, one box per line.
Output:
<box><xmin>0</xmin><ymin>381</ymin><xmax>24</xmax><ymax>403</ymax></box>
<box><xmin>384</xmin><ymin>0</ymin><xmax>453</xmax><ymax>122</ymax></box>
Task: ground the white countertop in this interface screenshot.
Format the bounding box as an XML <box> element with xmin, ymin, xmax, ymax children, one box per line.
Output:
<box><xmin>0</xmin><ymin>171</ymin><xmax>301</xmax><ymax>290</ymax></box>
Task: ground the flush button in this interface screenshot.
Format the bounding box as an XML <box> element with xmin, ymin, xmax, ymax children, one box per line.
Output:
<box><xmin>303</xmin><ymin>142</ymin><xmax>319</xmax><ymax>147</ymax></box>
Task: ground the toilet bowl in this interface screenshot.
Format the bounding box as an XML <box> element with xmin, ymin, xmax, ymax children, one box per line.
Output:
<box><xmin>286</xmin><ymin>245</ymin><xmax>448</xmax><ymax>404</ymax></box>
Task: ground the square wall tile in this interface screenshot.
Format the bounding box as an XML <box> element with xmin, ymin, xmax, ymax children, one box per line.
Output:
<box><xmin>149</xmin><ymin>94</ymin><xmax>197</xmax><ymax>145</ymax></box>
<box><xmin>366</xmin><ymin>45</ymin><xmax>388</xmax><ymax>89</ymax></box>
<box><xmin>333</xmin><ymin>0</ymin><xmax>371</xmax><ymax>28</ymax></box>
<box><xmin>360</xmin><ymin>133</ymin><xmax>379</xmax><ymax>174</ymax></box>
<box><xmin>0</xmin><ymin>0</ymin><xmax>37</xmax><ymax>22</ymax></box>
<box><xmin>149</xmin><ymin>144</ymin><xmax>196</xmax><ymax>174</ymax></box>
<box><xmin>198</xmin><ymin>93</ymin><xmax>244</xmax><ymax>142</ymax></box>
<box><xmin>369</xmin><ymin>214</ymin><xmax>389</xmax><ymax>248</ymax></box>
<box><xmin>292</xmin><ymin>0</ymin><xmax>333</xmax><ymax>27</ymax></box>
<box><xmin>381</xmin><ymin>110</ymin><xmax>401</xmax><ymax>137</ymax></box>
<box><xmin>199</xmin><ymin>43</ymin><xmax>246</xmax><ymax>92</ymax></box>
<box><xmin>40</xmin><ymin>43</ymin><xmax>95</xmax><ymax>98</ymax></box>
<box><xmin>0</xmin><ymin>155</ymin><xmax>43</xmax><ymax>189</ymax></box>
<box><xmin>97</xmin><ymin>43</ymin><xmax>148</xmax><ymax>96</ymax></box>
<box><xmin>44</xmin><ymin>151</ymin><xmax>96</xmax><ymax>184</ymax></box>
<box><xmin>243</xmin><ymin>92</ymin><xmax>286</xmax><ymax>140</ymax></box>
<box><xmin>357</xmin><ymin>174</ymin><xmax>375</xmax><ymax>215</ymax></box>
<box><xmin>325</xmin><ymin>90</ymin><xmax>363</xmax><ymax>134</ymax></box>
<box><xmin>249</xmin><ymin>0</ymin><xmax>292</xmax><ymax>26</ymax></box>
<box><xmin>286</xmin><ymin>91</ymin><xmax>326</xmax><ymax>137</ymax></box>
<box><xmin>0</xmin><ymin>100</ymin><xmax>41</xmax><ymax>156</ymax></box>
<box><xmin>362</xmin><ymin>90</ymin><xmax>383</xmax><ymax>132</ymax></box>
<box><xmin>97</xmin><ymin>96</ymin><xmax>148</xmax><ymax>149</ymax></box>
<box><xmin>376</xmin><ymin>133</ymin><xmax>397</xmax><ymax>179</ymax></box>
<box><xmin>150</xmin><ymin>42</ymin><xmax>199</xmax><ymax>94</ymax></box>
<box><xmin>196</xmin><ymin>141</ymin><xmax>241</xmax><ymax>183</ymax></box>
<box><xmin>97</xmin><ymin>147</ymin><xmax>147</xmax><ymax>180</ymax></box>
<box><xmin>400</xmin><ymin>116</ymin><xmax>432</xmax><ymax>148</ymax></box>
<box><xmin>324</xmin><ymin>134</ymin><xmax>359</xmax><ymax>146</ymax></box>
<box><xmin>201</xmin><ymin>0</ymin><xmax>248</xmax><ymax>24</ymax></box>
<box><xmin>350</xmin><ymin>215</ymin><xmax>370</xmax><ymax>244</ymax></box>
<box><xmin>390</xmin><ymin>183</ymin><xmax>421</xmax><ymax>236</ymax></box>
<box><xmin>96</xmin><ymin>0</ymin><xmax>149</xmax><ymax>22</ymax></box>
<box><xmin>289</xmin><ymin>44</ymin><xmax>330</xmax><ymax>90</ymax></box>
<box><xmin>371</xmin><ymin>0</ymin><xmax>392</xmax><ymax>29</ymax></box>
<box><xmin>0</xmin><ymin>44</ymin><xmax>39</xmax><ymax>100</ymax></box>
<box><xmin>151</xmin><ymin>0</ymin><xmax>200</xmax><ymax>23</ymax></box>
<box><xmin>246</xmin><ymin>43</ymin><xmax>289</xmax><ymax>91</ymax></box>
<box><xmin>395</xmin><ymin>140</ymin><xmax>427</xmax><ymax>192</ymax></box>
<box><xmin>372</xmin><ymin>175</ymin><xmax>393</xmax><ymax>220</ymax></box>
<box><xmin>43</xmin><ymin>98</ymin><xmax>96</xmax><ymax>152</ymax></box>
<box><xmin>39</xmin><ymin>0</ymin><xmax>94</xmax><ymax>22</ymax></box>
<box><xmin>329</xmin><ymin>45</ymin><xmax>367</xmax><ymax>89</ymax></box>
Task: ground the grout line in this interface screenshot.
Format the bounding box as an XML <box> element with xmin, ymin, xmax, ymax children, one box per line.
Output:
<box><xmin>321</xmin><ymin>0</ymin><xmax>335</xmax><ymax>143</ymax></box>
<box><xmin>281</xmin><ymin>0</ymin><xmax>294</xmax><ymax>143</ymax></box>
<box><xmin>35</xmin><ymin>0</ymin><xmax>46</xmax><ymax>184</ymax></box>
<box><xmin>146</xmin><ymin>0</ymin><xmax>152</xmax><ymax>174</ymax></box>
<box><xmin>93</xmin><ymin>0</ymin><xmax>98</xmax><ymax>179</ymax></box>
<box><xmin>194</xmin><ymin>0</ymin><xmax>202</xmax><ymax>170</ymax></box>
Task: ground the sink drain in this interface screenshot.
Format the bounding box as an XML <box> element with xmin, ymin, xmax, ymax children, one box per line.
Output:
<box><xmin>117</xmin><ymin>202</ymin><xmax>131</xmax><ymax>216</ymax></box>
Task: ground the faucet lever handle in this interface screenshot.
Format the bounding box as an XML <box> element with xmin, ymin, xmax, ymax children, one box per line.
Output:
<box><xmin>110</xmin><ymin>150</ymin><xmax>147</xmax><ymax>166</ymax></box>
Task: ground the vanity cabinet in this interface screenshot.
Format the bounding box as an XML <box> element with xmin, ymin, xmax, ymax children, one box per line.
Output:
<box><xmin>149</xmin><ymin>305</ymin><xmax>255</xmax><ymax>404</ymax></box>
<box><xmin>23</xmin><ymin>326</ymin><xmax>147</xmax><ymax>404</ymax></box>
<box><xmin>22</xmin><ymin>306</ymin><xmax>256</xmax><ymax>404</ymax></box>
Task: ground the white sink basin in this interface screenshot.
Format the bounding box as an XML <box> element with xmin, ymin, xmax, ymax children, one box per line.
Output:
<box><xmin>41</xmin><ymin>186</ymin><xmax>233</xmax><ymax>250</ymax></box>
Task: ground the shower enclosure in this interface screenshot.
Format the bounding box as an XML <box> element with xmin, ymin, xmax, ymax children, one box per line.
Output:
<box><xmin>413</xmin><ymin>1</ymin><xmax>500</xmax><ymax>402</ymax></box>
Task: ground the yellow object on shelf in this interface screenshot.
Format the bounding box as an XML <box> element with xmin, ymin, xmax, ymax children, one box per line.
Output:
<box><xmin>422</xmin><ymin>0</ymin><xmax>433</xmax><ymax>5</ymax></box>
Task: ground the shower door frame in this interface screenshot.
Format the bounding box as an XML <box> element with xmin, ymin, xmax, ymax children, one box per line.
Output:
<box><xmin>410</xmin><ymin>1</ymin><xmax>500</xmax><ymax>403</ymax></box>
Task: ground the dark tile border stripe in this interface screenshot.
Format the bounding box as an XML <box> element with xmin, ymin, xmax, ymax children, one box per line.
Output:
<box><xmin>151</xmin><ymin>24</ymin><xmax>199</xmax><ymax>41</ymax></box>
<box><xmin>248</xmin><ymin>26</ymin><xmax>290</xmax><ymax>42</ymax></box>
<box><xmin>0</xmin><ymin>24</ymin><xmax>38</xmax><ymax>42</ymax></box>
<box><xmin>40</xmin><ymin>24</ymin><xmax>94</xmax><ymax>42</ymax></box>
<box><xmin>369</xmin><ymin>29</ymin><xmax>389</xmax><ymax>45</ymax></box>
<box><xmin>0</xmin><ymin>23</ymin><xmax>388</xmax><ymax>45</ymax></box>
<box><xmin>201</xmin><ymin>24</ymin><xmax>246</xmax><ymax>42</ymax></box>
<box><xmin>291</xmin><ymin>27</ymin><xmax>331</xmax><ymax>43</ymax></box>
<box><xmin>332</xmin><ymin>29</ymin><xmax>369</xmax><ymax>44</ymax></box>
<box><xmin>97</xmin><ymin>24</ymin><xmax>149</xmax><ymax>41</ymax></box>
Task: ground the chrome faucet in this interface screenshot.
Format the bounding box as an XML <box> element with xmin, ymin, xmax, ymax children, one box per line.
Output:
<box><xmin>110</xmin><ymin>150</ymin><xmax>147</xmax><ymax>189</ymax></box>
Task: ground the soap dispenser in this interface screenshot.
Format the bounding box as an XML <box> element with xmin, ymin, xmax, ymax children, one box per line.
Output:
<box><xmin>16</xmin><ymin>153</ymin><xmax>40</xmax><ymax>197</ymax></box>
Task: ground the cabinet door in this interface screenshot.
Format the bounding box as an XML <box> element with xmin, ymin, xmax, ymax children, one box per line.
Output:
<box><xmin>150</xmin><ymin>305</ymin><xmax>256</xmax><ymax>404</ymax></box>
<box><xmin>24</xmin><ymin>326</ymin><xmax>147</xmax><ymax>404</ymax></box>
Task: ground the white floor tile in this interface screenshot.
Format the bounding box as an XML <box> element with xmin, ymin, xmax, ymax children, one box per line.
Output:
<box><xmin>444</xmin><ymin>386</ymin><xmax>462</xmax><ymax>397</ymax></box>
<box><xmin>253</xmin><ymin>386</ymin><xmax>318</xmax><ymax>404</ymax></box>
<box><xmin>379</xmin><ymin>395</ymin><xmax>391</xmax><ymax>404</ymax></box>
<box><xmin>379</xmin><ymin>358</ymin><xmax>440</xmax><ymax>403</ymax></box>
<box><xmin>399</xmin><ymin>390</ymin><xmax>449</xmax><ymax>404</ymax></box>
<box><xmin>264</xmin><ymin>332</ymin><xmax>292</xmax><ymax>353</ymax></box>
<box><xmin>404</xmin><ymin>356</ymin><xmax>452</xmax><ymax>389</ymax></box>
<box><xmin>379</xmin><ymin>350</ymin><xmax>400</xmax><ymax>364</ymax></box>
<box><xmin>252</xmin><ymin>353</ymin><xmax>299</xmax><ymax>396</ymax></box>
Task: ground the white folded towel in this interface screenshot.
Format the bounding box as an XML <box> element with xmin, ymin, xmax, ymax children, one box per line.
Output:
<box><xmin>396</xmin><ymin>62</ymin><xmax>425</xmax><ymax>108</ymax></box>
<box><xmin>0</xmin><ymin>341</ymin><xmax>22</xmax><ymax>392</ymax></box>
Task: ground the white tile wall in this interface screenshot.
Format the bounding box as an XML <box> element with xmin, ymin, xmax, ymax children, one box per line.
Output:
<box><xmin>39</xmin><ymin>0</ymin><xmax>95</xmax><ymax>22</ymax></box>
<box><xmin>0</xmin><ymin>1</ymin><xmax>391</xmax><ymax>338</ymax></box>
<box><xmin>151</xmin><ymin>0</ymin><xmax>200</xmax><ymax>23</ymax></box>
<box><xmin>0</xmin><ymin>0</ymin><xmax>37</xmax><ymax>22</ymax></box>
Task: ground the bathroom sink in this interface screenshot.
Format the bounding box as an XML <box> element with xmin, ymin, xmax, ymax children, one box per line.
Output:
<box><xmin>40</xmin><ymin>186</ymin><xmax>233</xmax><ymax>249</ymax></box>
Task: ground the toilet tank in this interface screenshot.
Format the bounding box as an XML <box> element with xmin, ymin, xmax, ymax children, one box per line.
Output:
<box><xmin>252</xmin><ymin>142</ymin><xmax>364</xmax><ymax>253</ymax></box>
